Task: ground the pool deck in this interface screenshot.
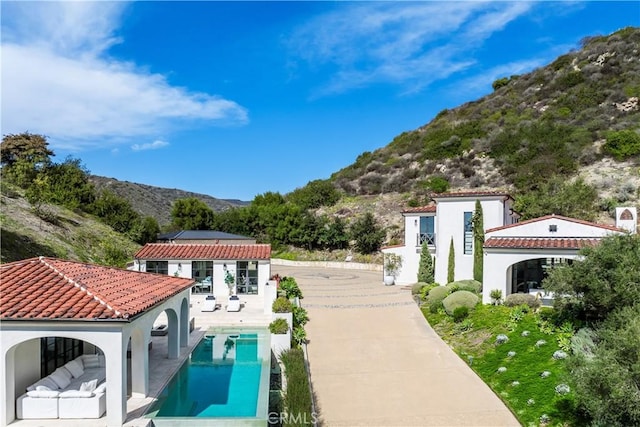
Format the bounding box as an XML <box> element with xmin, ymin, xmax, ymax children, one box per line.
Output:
<box><xmin>272</xmin><ymin>265</ymin><xmax>521</xmax><ymax>427</ymax></box>
<box><xmin>9</xmin><ymin>294</ymin><xmax>271</xmax><ymax>427</ymax></box>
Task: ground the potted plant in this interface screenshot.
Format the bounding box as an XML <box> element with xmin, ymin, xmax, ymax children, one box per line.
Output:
<box><xmin>383</xmin><ymin>253</ymin><xmax>403</xmax><ymax>286</ymax></box>
<box><xmin>224</xmin><ymin>270</ymin><xmax>235</xmax><ymax>296</ymax></box>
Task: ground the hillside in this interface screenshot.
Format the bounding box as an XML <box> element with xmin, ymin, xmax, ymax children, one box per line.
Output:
<box><xmin>0</xmin><ymin>184</ymin><xmax>140</xmax><ymax>265</ymax></box>
<box><xmin>330</xmin><ymin>27</ymin><xmax>640</xmax><ymax>207</ymax></box>
<box><xmin>89</xmin><ymin>176</ymin><xmax>248</xmax><ymax>226</ymax></box>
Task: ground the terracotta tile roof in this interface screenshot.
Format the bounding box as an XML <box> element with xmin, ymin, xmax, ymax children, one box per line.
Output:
<box><xmin>402</xmin><ymin>205</ymin><xmax>436</xmax><ymax>214</ymax></box>
<box><xmin>485</xmin><ymin>214</ymin><xmax>625</xmax><ymax>234</ymax></box>
<box><xmin>134</xmin><ymin>244</ymin><xmax>271</xmax><ymax>260</ymax></box>
<box><xmin>0</xmin><ymin>257</ymin><xmax>194</xmax><ymax>321</ymax></box>
<box><xmin>484</xmin><ymin>237</ymin><xmax>601</xmax><ymax>250</ymax></box>
<box><xmin>431</xmin><ymin>191</ymin><xmax>513</xmax><ymax>200</ymax></box>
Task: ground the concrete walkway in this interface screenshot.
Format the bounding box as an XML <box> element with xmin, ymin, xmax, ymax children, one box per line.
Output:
<box><xmin>272</xmin><ymin>265</ymin><xmax>521</xmax><ymax>427</ymax></box>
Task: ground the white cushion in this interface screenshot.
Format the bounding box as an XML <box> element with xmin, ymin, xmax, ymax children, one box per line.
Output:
<box><xmin>81</xmin><ymin>354</ymin><xmax>100</xmax><ymax>369</ymax></box>
<box><xmin>79</xmin><ymin>379</ymin><xmax>98</xmax><ymax>392</ymax></box>
<box><xmin>26</xmin><ymin>390</ymin><xmax>60</xmax><ymax>398</ymax></box>
<box><xmin>94</xmin><ymin>382</ymin><xmax>107</xmax><ymax>394</ymax></box>
<box><xmin>59</xmin><ymin>390</ymin><xmax>94</xmax><ymax>398</ymax></box>
<box><xmin>35</xmin><ymin>385</ymin><xmax>52</xmax><ymax>391</ymax></box>
<box><xmin>49</xmin><ymin>368</ymin><xmax>72</xmax><ymax>389</ymax></box>
<box><xmin>64</xmin><ymin>359</ymin><xmax>84</xmax><ymax>378</ymax></box>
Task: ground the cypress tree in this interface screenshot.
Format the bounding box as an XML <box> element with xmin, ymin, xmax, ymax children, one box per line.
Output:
<box><xmin>447</xmin><ymin>237</ymin><xmax>455</xmax><ymax>283</ymax></box>
<box><xmin>417</xmin><ymin>241</ymin><xmax>434</xmax><ymax>283</ymax></box>
<box><xmin>472</xmin><ymin>199</ymin><xmax>484</xmax><ymax>283</ymax></box>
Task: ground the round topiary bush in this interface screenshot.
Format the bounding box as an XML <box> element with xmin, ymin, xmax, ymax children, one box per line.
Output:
<box><xmin>272</xmin><ymin>296</ymin><xmax>294</xmax><ymax>313</ymax></box>
<box><xmin>411</xmin><ymin>282</ymin><xmax>430</xmax><ymax>295</ymax></box>
<box><xmin>442</xmin><ymin>290</ymin><xmax>479</xmax><ymax>316</ymax></box>
<box><xmin>446</xmin><ymin>280</ymin><xmax>482</xmax><ymax>294</ymax></box>
<box><xmin>427</xmin><ymin>285</ymin><xmax>452</xmax><ymax>303</ymax></box>
<box><xmin>504</xmin><ymin>293</ymin><xmax>541</xmax><ymax>309</ymax></box>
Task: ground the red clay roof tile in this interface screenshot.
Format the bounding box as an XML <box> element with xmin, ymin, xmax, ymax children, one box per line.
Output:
<box><xmin>134</xmin><ymin>243</ymin><xmax>271</xmax><ymax>260</ymax></box>
<box><xmin>402</xmin><ymin>205</ymin><xmax>437</xmax><ymax>214</ymax></box>
<box><xmin>0</xmin><ymin>257</ymin><xmax>194</xmax><ymax>321</ymax></box>
<box><xmin>484</xmin><ymin>237</ymin><xmax>600</xmax><ymax>249</ymax></box>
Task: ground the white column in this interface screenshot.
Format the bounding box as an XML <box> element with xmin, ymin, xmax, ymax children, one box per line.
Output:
<box><xmin>1</xmin><ymin>346</ymin><xmax>16</xmax><ymax>427</ymax></box>
<box><xmin>106</xmin><ymin>334</ymin><xmax>126</xmax><ymax>427</ymax></box>
<box><xmin>167</xmin><ymin>310</ymin><xmax>180</xmax><ymax>359</ymax></box>
<box><xmin>130</xmin><ymin>330</ymin><xmax>149</xmax><ymax>398</ymax></box>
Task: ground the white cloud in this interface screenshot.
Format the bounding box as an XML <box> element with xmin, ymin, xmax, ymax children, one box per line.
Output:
<box><xmin>131</xmin><ymin>139</ymin><xmax>169</xmax><ymax>152</ymax></box>
<box><xmin>1</xmin><ymin>2</ymin><xmax>248</xmax><ymax>150</ymax></box>
<box><xmin>288</xmin><ymin>1</ymin><xmax>536</xmax><ymax>97</ymax></box>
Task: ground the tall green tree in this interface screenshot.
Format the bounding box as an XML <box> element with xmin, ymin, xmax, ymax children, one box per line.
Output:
<box><xmin>1</xmin><ymin>132</ymin><xmax>54</xmax><ymax>187</ymax></box>
<box><xmin>544</xmin><ymin>234</ymin><xmax>640</xmax><ymax>323</ymax></box>
<box><xmin>447</xmin><ymin>237</ymin><xmax>455</xmax><ymax>283</ymax></box>
<box><xmin>286</xmin><ymin>179</ymin><xmax>341</xmax><ymax>210</ymax></box>
<box><xmin>417</xmin><ymin>241</ymin><xmax>434</xmax><ymax>283</ymax></box>
<box><xmin>171</xmin><ymin>197</ymin><xmax>214</xmax><ymax>230</ymax></box>
<box><xmin>350</xmin><ymin>212</ymin><xmax>385</xmax><ymax>254</ymax></box>
<box><xmin>472</xmin><ymin>199</ymin><xmax>484</xmax><ymax>282</ymax></box>
<box><xmin>90</xmin><ymin>190</ymin><xmax>140</xmax><ymax>234</ymax></box>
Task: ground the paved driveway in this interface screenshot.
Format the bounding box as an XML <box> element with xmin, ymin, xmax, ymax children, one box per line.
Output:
<box><xmin>272</xmin><ymin>265</ymin><xmax>521</xmax><ymax>427</ymax></box>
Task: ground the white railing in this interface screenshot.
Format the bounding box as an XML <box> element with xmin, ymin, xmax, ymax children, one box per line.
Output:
<box><xmin>417</xmin><ymin>233</ymin><xmax>436</xmax><ymax>246</ymax></box>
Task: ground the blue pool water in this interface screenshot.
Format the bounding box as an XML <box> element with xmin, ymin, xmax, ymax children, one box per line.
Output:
<box><xmin>148</xmin><ymin>331</ymin><xmax>268</xmax><ymax>420</ymax></box>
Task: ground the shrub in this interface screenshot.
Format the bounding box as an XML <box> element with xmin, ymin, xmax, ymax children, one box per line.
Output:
<box><xmin>279</xmin><ymin>277</ymin><xmax>303</xmax><ymax>300</ymax></box>
<box><xmin>446</xmin><ymin>279</ymin><xmax>482</xmax><ymax>294</ymax></box>
<box><xmin>490</xmin><ymin>289</ymin><xmax>503</xmax><ymax>305</ymax></box>
<box><xmin>272</xmin><ymin>297</ymin><xmax>294</xmax><ymax>313</ymax></box>
<box><xmin>442</xmin><ymin>290</ymin><xmax>479</xmax><ymax>315</ymax></box>
<box><xmin>427</xmin><ymin>286</ymin><xmax>452</xmax><ymax>303</ymax></box>
<box><xmin>603</xmin><ymin>129</ymin><xmax>640</xmax><ymax>160</ymax></box>
<box><xmin>269</xmin><ymin>318</ymin><xmax>289</xmax><ymax>334</ymax></box>
<box><xmin>292</xmin><ymin>306</ymin><xmax>309</xmax><ymax>328</ymax></box>
<box><xmin>504</xmin><ymin>293</ymin><xmax>541</xmax><ymax>309</ymax></box>
<box><xmin>411</xmin><ymin>282</ymin><xmax>428</xmax><ymax>295</ymax></box>
<box><xmin>452</xmin><ymin>306</ymin><xmax>469</xmax><ymax>322</ymax></box>
<box><xmin>420</xmin><ymin>283</ymin><xmax>439</xmax><ymax>301</ymax></box>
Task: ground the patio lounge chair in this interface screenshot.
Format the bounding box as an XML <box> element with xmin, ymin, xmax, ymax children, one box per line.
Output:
<box><xmin>202</xmin><ymin>295</ymin><xmax>217</xmax><ymax>312</ymax></box>
<box><xmin>227</xmin><ymin>295</ymin><xmax>241</xmax><ymax>312</ymax></box>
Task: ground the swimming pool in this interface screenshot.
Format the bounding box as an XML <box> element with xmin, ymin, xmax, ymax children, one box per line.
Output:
<box><xmin>147</xmin><ymin>329</ymin><xmax>270</xmax><ymax>426</ymax></box>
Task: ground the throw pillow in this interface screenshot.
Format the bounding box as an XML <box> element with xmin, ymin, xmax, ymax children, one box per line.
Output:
<box><xmin>40</xmin><ymin>377</ymin><xmax>59</xmax><ymax>390</ymax></box>
<box><xmin>82</xmin><ymin>354</ymin><xmax>99</xmax><ymax>369</ymax></box>
<box><xmin>64</xmin><ymin>359</ymin><xmax>84</xmax><ymax>378</ymax></box>
<box><xmin>49</xmin><ymin>368</ymin><xmax>72</xmax><ymax>389</ymax></box>
<box><xmin>35</xmin><ymin>385</ymin><xmax>52</xmax><ymax>391</ymax></box>
<box><xmin>95</xmin><ymin>382</ymin><xmax>107</xmax><ymax>394</ymax></box>
<box><xmin>79</xmin><ymin>379</ymin><xmax>98</xmax><ymax>392</ymax></box>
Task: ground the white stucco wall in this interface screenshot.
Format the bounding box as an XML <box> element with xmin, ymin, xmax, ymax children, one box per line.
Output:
<box><xmin>434</xmin><ymin>197</ymin><xmax>508</xmax><ymax>284</ymax></box>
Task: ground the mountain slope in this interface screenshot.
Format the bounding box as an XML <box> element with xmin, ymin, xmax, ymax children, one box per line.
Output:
<box><xmin>89</xmin><ymin>176</ymin><xmax>249</xmax><ymax>226</ymax></box>
<box><xmin>0</xmin><ymin>185</ymin><xmax>140</xmax><ymax>265</ymax></box>
<box><xmin>330</xmin><ymin>27</ymin><xmax>640</xmax><ymax>201</ymax></box>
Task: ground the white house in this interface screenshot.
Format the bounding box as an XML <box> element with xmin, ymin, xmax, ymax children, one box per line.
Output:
<box><xmin>131</xmin><ymin>243</ymin><xmax>271</xmax><ymax>298</ymax></box>
<box><xmin>482</xmin><ymin>213</ymin><xmax>634</xmax><ymax>304</ymax></box>
<box><xmin>382</xmin><ymin>191</ymin><xmax>636</xmax><ymax>304</ymax></box>
<box><xmin>0</xmin><ymin>257</ymin><xmax>194</xmax><ymax>427</ymax></box>
<box><xmin>383</xmin><ymin>191</ymin><xmax>518</xmax><ymax>285</ymax></box>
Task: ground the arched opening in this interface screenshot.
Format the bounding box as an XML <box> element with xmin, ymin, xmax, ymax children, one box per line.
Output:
<box><xmin>7</xmin><ymin>335</ymin><xmax>108</xmax><ymax>421</ymax></box>
<box><xmin>508</xmin><ymin>257</ymin><xmax>573</xmax><ymax>295</ymax></box>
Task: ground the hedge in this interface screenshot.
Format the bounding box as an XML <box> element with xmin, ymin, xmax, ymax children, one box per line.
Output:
<box><xmin>504</xmin><ymin>293</ymin><xmax>541</xmax><ymax>309</ymax></box>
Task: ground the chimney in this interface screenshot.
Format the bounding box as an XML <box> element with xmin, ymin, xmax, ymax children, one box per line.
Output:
<box><xmin>615</xmin><ymin>207</ymin><xmax>637</xmax><ymax>234</ymax></box>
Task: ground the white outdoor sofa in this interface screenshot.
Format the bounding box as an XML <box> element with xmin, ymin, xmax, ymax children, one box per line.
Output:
<box><xmin>17</xmin><ymin>354</ymin><xmax>106</xmax><ymax>420</ymax></box>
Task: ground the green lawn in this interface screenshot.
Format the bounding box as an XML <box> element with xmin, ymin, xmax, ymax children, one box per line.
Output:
<box><xmin>422</xmin><ymin>304</ymin><xmax>579</xmax><ymax>426</ymax></box>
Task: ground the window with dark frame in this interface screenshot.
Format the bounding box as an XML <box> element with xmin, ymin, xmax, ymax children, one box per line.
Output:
<box><xmin>146</xmin><ymin>260</ymin><xmax>168</xmax><ymax>275</ymax></box>
<box><xmin>464</xmin><ymin>211</ymin><xmax>473</xmax><ymax>255</ymax></box>
<box><xmin>41</xmin><ymin>337</ymin><xmax>84</xmax><ymax>377</ymax></box>
<box><xmin>235</xmin><ymin>261</ymin><xmax>259</xmax><ymax>294</ymax></box>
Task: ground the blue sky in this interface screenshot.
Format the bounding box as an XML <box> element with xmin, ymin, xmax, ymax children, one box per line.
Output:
<box><xmin>2</xmin><ymin>1</ymin><xmax>638</xmax><ymax>201</ymax></box>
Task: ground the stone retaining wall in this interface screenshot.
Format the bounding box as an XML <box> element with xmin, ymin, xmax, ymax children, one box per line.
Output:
<box><xmin>271</xmin><ymin>258</ymin><xmax>383</xmax><ymax>271</ymax></box>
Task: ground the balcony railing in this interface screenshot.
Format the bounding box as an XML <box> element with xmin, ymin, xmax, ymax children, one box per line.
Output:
<box><xmin>417</xmin><ymin>233</ymin><xmax>436</xmax><ymax>246</ymax></box>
